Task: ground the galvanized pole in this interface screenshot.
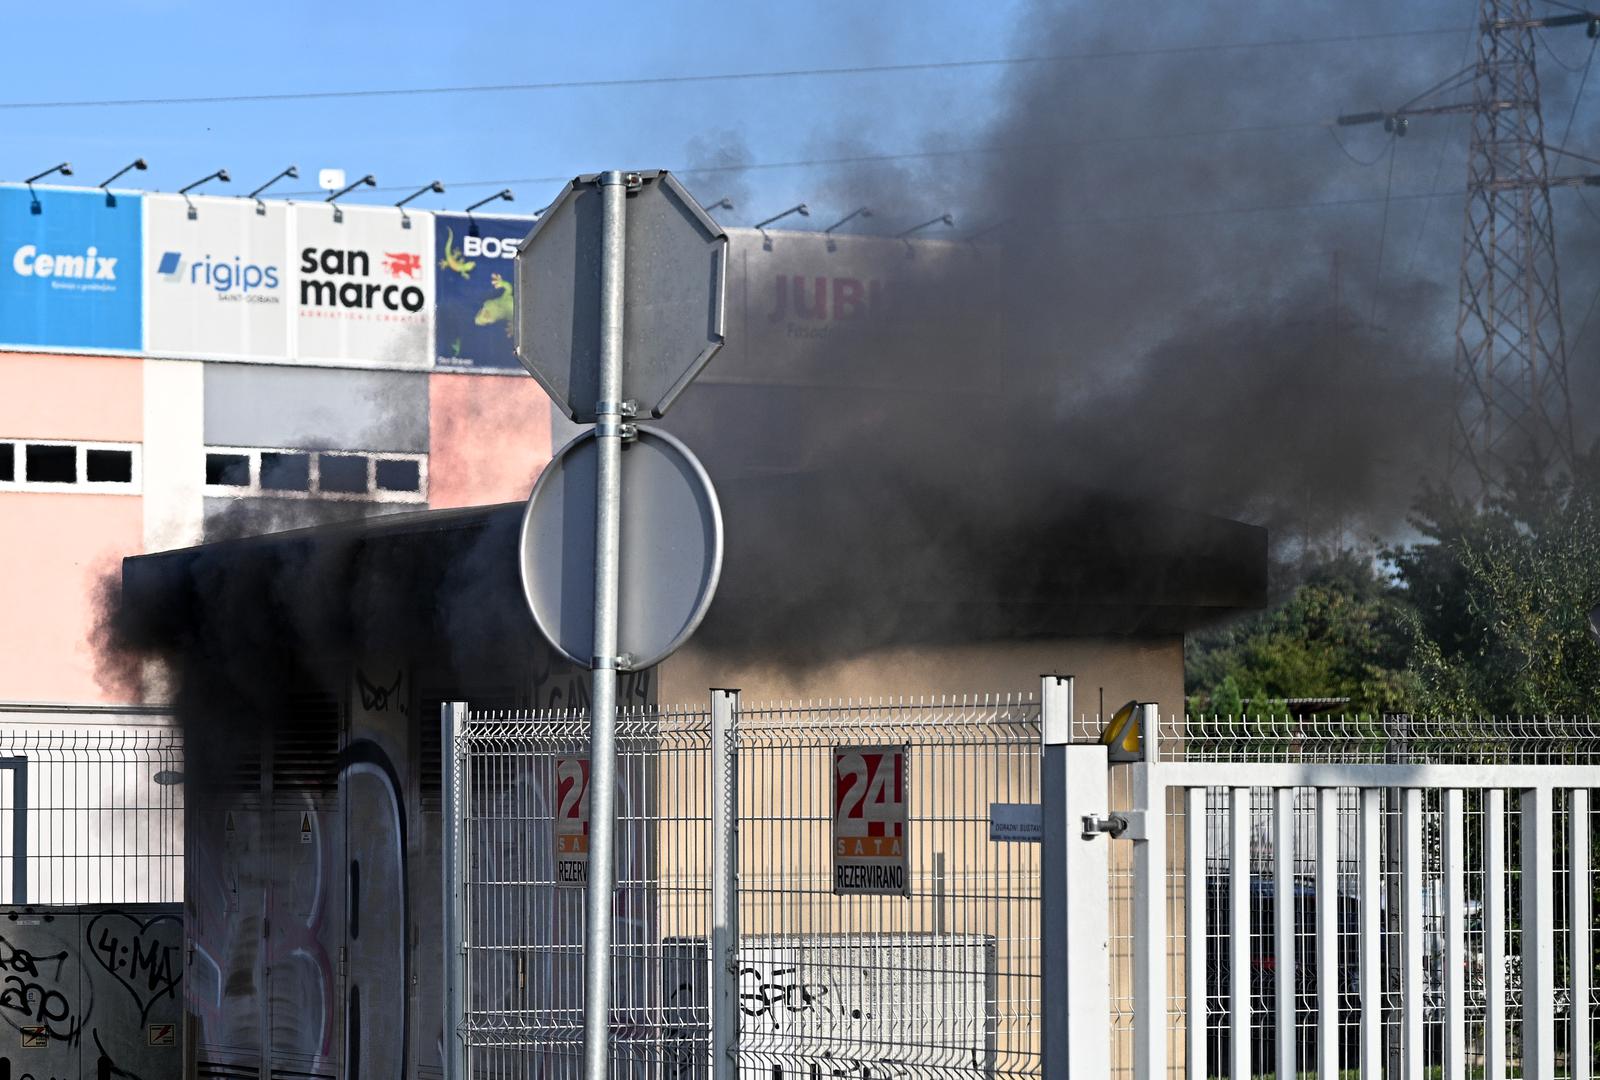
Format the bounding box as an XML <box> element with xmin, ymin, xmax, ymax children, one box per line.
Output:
<box><xmin>441</xmin><ymin>701</ymin><xmax>469</xmax><ymax>1080</ymax></box>
<box><xmin>585</xmin><ymin>169</ymin><xmax>629</xmax><ymax>1080</ymax></box>
<box><xmin>709</xmin><ymin>689</ymin><xmax>740</xmax><ymax>1080</ymax></box>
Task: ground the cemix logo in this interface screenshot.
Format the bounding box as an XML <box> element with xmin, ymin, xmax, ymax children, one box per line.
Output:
<box><xmin>11</xmin><ymin>244</ymin><xmax>117</xmax><ymax>281</ymax></box>
<box><xmin>300</xmin><ymin>247</ymin><xmax>425</xmax><ymax>312</ymax></box>
<box><xmin>157</xmin><ymin>251</ymin><xmax>281</xmax><ymax>300</ymax></box>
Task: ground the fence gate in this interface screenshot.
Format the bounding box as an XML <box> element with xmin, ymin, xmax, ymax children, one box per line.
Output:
<box><xmin>1061</xmin><ymin>700</ymin><xmax>1599</xmax><ymax>1080</ymax></box>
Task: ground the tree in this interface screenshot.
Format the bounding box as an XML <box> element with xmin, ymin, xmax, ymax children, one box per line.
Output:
<box><xmin>1188</xmin><ymin>452</ymin><xmax>1600</xmax><ymax>719</ymax></box>
<box><xmin>1185</xmin><ymin>551</ymin><xmax>1416</xmax><ymax>715</ymax></box>
<box><xmin>1391</xmin><ymin>452</ymin><xmax>1600</xmax><ymax>717</ymax></box>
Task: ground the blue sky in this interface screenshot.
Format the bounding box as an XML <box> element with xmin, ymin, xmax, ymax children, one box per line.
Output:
<box><xmin>1</xmin><ymin>1</ymin><xmax>1026</xmax><ymax>222</ymax></box>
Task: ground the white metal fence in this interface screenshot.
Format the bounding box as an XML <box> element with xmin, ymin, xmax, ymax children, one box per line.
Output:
<box><xmin>0</xmin><ymin>709</ymin><xmax>183</xmax><ymax>904</ymax></box>
<box><xmin>444</xmin><ymin>693</ymin><xmax>1043</xmax><ymax>1080</ymax></box>
<box><xmin>442</xmin><ymin>691</ymin><xmax>1598</xmax><ymax>1080</ymax></box>
<box><xmin>1071</xmin><ymin>702</ymin><xmax>1599</xmax><ymax>1080</ymax></box>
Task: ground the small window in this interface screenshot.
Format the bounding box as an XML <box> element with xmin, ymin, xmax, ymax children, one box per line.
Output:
<box><xmin>205</xmin><ymin>453</ymin><xmax>250</xmax><ymax>487</ymax></box>
<box><xmin>26</xmin><ymin>444</ymin><xmax>76</xmax><ymax>483</ymax></box>
<box><xmin>374</xmin><ymin>459</ymin><xmax>420</xmax><ymax>492</ymax></box>
<box><xmin>0</xmin><ymin>444</ymin><xmax>12</xmax><ymax>482</ymax></box>
<box><xmin>318</xmin><ymin>454</ymin><xmax>369</xmax><ymax>494</ymax></box>
<box><xmin>260</xmin><ymin>452</ymin><xmax>311</xmax><ymax>492</ymax></box>
<box><xmin>86</xmin><ymin>449</ymin><xmax>133</xmax><ymax>483</ymax></box>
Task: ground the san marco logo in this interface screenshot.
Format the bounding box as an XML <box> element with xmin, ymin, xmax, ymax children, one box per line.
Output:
<box><xmin>299</xmin><ymin>246</ymin><xmax>426</xmax><ymax>319</ymax></box>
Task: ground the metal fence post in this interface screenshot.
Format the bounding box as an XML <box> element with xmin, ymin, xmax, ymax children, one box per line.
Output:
<box><xmin>442</xmin><ymin>701</ymin><xmax>469</xmax><ymax>1080</ymax></box>
<box><xmin>1129</xmin><ymin>703</ymin><xmax>1167</xmax><ymax>1080</ymax></box>
<box><xmin>1040</xmin><ymin>675</ymin><xmax>1110</xmax><ymax>1080</ymax></box>
<box><xmin>709</xmin><ymin>689</ymin><xmax>740</xmax><ymax>1080</ymax></box>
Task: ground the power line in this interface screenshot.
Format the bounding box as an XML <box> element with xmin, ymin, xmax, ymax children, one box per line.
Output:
<box><xmin>268</xmin><ymin>120</ymin><xmax>1381</xmax><ymax>201</ymax></box>
<box><xmin>0</xmin><ymin>26</ymin><xmax>1469</xmax><ymax>111</ymax></box>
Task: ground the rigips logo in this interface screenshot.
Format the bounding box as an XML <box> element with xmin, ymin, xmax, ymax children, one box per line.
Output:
<box><xmin>157</xmin><ymin>251</ymin><xmax>281</xmax><ymax>303</ymax></box>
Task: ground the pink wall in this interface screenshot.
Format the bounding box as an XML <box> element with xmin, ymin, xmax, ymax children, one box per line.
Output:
<box><xmin>0</xmin><ymin>352</ymin><xmax>143</xmax><ymax>440</ymax></box>
<box><xmin>428</xmin><ymin>372</ymin><xmax>553</xmax><ymax>508</ymax></box>
<box><xmin>0</xmin><ymin>352</ymin><xmax>146</xmax><ymax>703</ymax></box>
<box><xmin>0</xmin><ymin>493</ymin><xmax>143</xmax><ymax>702</ymax></box>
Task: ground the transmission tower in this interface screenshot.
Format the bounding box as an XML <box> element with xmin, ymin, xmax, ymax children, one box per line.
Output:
<box><xmin>1339</xmin><ymin>1</ymin><xmax>1600</xmax><ymax>491</ymax></box>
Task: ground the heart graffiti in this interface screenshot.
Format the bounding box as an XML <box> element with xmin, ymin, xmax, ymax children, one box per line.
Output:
<box><xmin>85</xmin><ymin>914</ymin><xmax>181</xmax><ymax>1025</ymax></box>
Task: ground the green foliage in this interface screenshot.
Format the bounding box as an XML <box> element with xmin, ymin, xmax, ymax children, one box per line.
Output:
<box><xmin>1188</xmin><ymin>452</ymin><xmax>1600</xmax><ymax>717</ymax></box>
<box><xmin>1184</xmin><ymin>551</ymin><xmax>1416</xmax><ymax>715</ymax></box>
<box><xmin>1392</xmin><ymin>453</ymin><xmax>1600</xmax><ymax>716</ymax></box>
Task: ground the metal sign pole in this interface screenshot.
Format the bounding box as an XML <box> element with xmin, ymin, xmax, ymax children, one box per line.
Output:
<box><xmin>585</xmin><ymin>168</ymin><xmax>629</xmax><ymax>1080</ymax></box>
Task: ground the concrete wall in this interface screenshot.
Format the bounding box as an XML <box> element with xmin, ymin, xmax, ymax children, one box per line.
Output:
<box><xmin>204</xmin><ymin>364</ymin><xmax>429</xmax><ymax>452</ymax></box>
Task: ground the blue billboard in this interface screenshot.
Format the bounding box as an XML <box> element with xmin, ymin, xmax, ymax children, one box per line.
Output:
<box><xmin>0</xmin><ymin>186</ymin><xmax>143</xmax><ymax>352</ymax></box>
<box><xmin>433</xmin><ymin>213</ymin><xmax>531</xmax><ymax>370</ymax></box>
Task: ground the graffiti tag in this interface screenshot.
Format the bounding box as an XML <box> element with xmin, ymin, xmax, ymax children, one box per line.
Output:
<box><xmin>85</xmin><ymin>915</ymin><xmax>181</xmax><ymax>1024</ymax></box>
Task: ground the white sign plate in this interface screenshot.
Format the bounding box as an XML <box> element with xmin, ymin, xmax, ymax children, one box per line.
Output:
<box><xmin>989</xmin><ymin>802</ymin><xmax>1043</xmax><ymax>843</ymax></box>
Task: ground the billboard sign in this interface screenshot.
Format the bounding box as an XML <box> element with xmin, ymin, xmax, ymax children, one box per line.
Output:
<box><xmin>832</xmin><ymin>744</ymin><xmax>909</xmax><ymax>895</ymax></box>
<box><xmin>293</xmin><ymin>203</ymin><xmax>432</xmax><ymax>368</ymax></box>
<box><xmin>0</xmin><ymin>186</ymin><xmax>142</xmax><ymax>352</ymax></box>
<box><xmin>434</xmin><ymin>213</ymin><xmax>529</xmax><ymax>370</ymax></box>
<box><xmin>554</xmin><ymin>755</ymin><xmax>590</xmax><ymax>887</ymax></box>
<box><xmin>144</xmin><ymin>194</ymin><xmax>291</xmax><ymax>361</ymax></box>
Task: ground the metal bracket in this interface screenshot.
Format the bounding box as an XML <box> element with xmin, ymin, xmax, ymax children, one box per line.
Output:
<box><xmin>1081</xmin><ymin>813</ymin><xmax>1128</xmax><ymax>841</ymax></box>
<box><xmin>1118</xmin><ymin>809</ymin><xmax>1151</xmax><ymax>842</ymax></box>
<box><xmin>591</xmin><ymin>654</ymin><xmax>635</xmax><ymax>671</ymax></box>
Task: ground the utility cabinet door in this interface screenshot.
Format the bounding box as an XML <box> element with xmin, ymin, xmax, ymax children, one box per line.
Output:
<box><xmin>187</xmin><ymin>805</ymin><xmax>267</xmax><ymax>1078</ymax></box>
<box><xmin>266</xmin><ymin>807</ymin><xmax>343</xmax><ymax>1080</ymax></box>
<box><xmin>81</xmin><ymin>904</ymin><xmax>183</xmax><ymax>1080</ymax></box>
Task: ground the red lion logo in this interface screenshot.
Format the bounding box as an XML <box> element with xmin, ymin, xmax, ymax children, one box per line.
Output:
<box><xmin>383</xmin><ymin>252</ymin><xmax>422</xmax><ymax>279</ymax></box>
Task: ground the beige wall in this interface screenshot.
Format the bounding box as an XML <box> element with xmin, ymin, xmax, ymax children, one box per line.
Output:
<box><xmin>659</xmin><ymin>634</ymin><xmax>1184</xmax><ymax>716</ymax></box>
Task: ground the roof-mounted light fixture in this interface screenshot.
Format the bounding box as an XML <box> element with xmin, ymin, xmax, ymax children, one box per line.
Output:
<box><xmin>823</xmin><ymin>206</ymin><xmax>872</xmax><ymax>252</ymax></box>
<box><xmin>98</xmin><ymin>159</ymin><xmax>146</xmax><ymax>207</ymax></box>
<box><xmin>179</xmin><ymin>168</ymin><xmax>230</xmax><ymax>219</ymax></box>
<box><xmin>247</xmin><ymin>165</ymin><xmax>299</xmax><ymax>215</ymax></box>
<box><xmin>396</xmin><ymin>180</ymin><xmax>445</xmax><ymax>230</ymax></box>
<box><xmin>326</xmin><ymin>173</ymin><xmax>376</xmax><ymax>224</ymax></box>
<box><xmin>464</xmin><ymin>189</ymin><xmax>514</xmax><ymax>234</ymax></box>
<box><xmin>24</xmin><ymin>162</ymin><xmax>71</xmax><ymax>214</ymax></box>
<box><xmin>465</xmin><ymin>189</ymin><xmax>514</xmax><ymax>214</ymax></box>
<box><xmin>897</xmin><ymin>212</ymin><xmax>954</xmax><ymax>254</ymax></box>
<box><xmin>754</xmin><ymin>203</ymin><xmax>808</xmax><ymax>250</ymax></box>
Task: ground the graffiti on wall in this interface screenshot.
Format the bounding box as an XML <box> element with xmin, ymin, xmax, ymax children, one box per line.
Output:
<box><xmin>187</xmin><ymin>656</ymin><xmax>659</xmax><ymax>1080</ymax></box>
<box><xmin>0</xmin><ymin>907</ymin><xmax>182</xmax><ymax>1080</ymax></box>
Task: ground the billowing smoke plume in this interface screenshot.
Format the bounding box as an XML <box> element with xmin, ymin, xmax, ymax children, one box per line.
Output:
<box><xmin>667</xmin><ymin>0</ymin><xmax>1596</xmax><ymax>610</ymax></box>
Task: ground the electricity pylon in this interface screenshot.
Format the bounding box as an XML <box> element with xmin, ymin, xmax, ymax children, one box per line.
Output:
<box><xmin>1339</xmin><ymin>0</ymin><xmax>1600</xmax><ymax>492</ymax></box>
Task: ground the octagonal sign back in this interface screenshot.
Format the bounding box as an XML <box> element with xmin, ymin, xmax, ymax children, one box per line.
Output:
<box><xmin>515</xmin><ymin>170</ymin><xmax>728</xmax><ymax>422</ymax></box>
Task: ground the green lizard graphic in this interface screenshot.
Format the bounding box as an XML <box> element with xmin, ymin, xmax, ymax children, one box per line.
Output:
<box><xmin>439</xmin><ymin>228</ymin><xmax>475</xmax><ymax>279</ymax></box>
<box><xmin>475</xmin><ymin>273</ymin><xmax>514</xmax><ymax>336</ymax></box>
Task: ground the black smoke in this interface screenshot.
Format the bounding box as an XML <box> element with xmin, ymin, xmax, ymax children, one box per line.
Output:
<box><xmin>657</xmin><ymin>0</ymin><xmax>1599</xmax><ymax>663</ymax></box>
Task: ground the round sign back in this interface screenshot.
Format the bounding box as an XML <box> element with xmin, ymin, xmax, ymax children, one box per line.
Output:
<box><xmin>519</xmin><ymin>427</ymin><xmax>723</xmax><ymax>670</ymax></box>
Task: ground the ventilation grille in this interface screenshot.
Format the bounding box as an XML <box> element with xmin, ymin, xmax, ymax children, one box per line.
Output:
<box><xmin>272</xmin><ymin>694</ymin><xmax>341</xmax><ymax>793</ymax></box>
